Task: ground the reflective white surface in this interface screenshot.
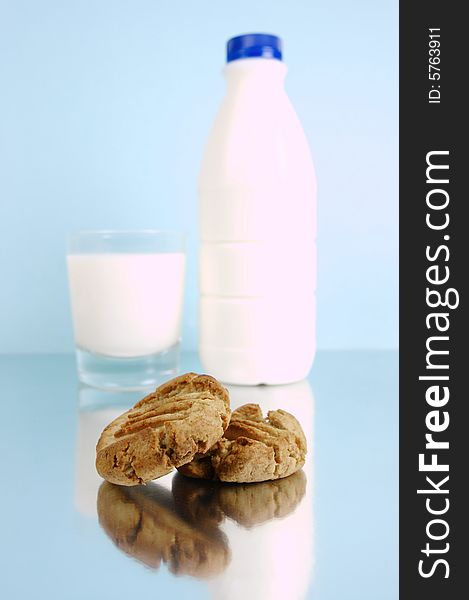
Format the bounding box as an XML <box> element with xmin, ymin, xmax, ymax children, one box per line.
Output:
<box><xmin>0</xmin><ymin>351</ymin><xmax>397</xmax><ymax>599</ymax></box>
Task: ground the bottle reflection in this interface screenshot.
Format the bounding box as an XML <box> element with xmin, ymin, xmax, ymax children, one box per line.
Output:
<box><xmin>209</xmin><ymin>379</ymin><xmax>315</xmax><ymax>600</ymax></box>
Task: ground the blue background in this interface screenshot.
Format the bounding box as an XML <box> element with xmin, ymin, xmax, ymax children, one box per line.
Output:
<box><xmin>0</xmin><ymin>0</ymin><xmax>398</xmax><ymax>353</ymax></box>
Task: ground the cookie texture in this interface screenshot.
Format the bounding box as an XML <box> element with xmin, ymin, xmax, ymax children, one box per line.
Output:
<box><xmin>177</xmin><ymin>403</ymin><xmax>307</xmax><ymax>483</ymax></box>
<box><xmin>96</xmin><ymin>373</ymin><xmax>230</xmax><ymax>486</ymax></box>
<box><xmin>97</xmin><ymin>481</ymin><xmax>230</xmax><ymax>577</ymax></box>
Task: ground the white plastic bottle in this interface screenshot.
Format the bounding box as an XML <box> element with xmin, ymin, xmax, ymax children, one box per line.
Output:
<box><xmin>199</xmin><ymin>33</ymin><xmax>317</xmax><ymax>385</ymax></box>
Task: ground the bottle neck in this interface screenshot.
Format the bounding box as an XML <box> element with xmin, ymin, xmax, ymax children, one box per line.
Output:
<box><xmin>224</xmin><ymin>58</ymin><xmax>287</xmax><ymax>90</ymax></box>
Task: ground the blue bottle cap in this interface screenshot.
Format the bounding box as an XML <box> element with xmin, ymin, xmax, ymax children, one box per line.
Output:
<box><xmin>226</xmin><ymin>33</ymin><xmax>283</xmax><ymax>63</ymax></box>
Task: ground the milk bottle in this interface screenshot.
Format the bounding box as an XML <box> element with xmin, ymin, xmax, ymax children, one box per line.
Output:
<box><xmin>199</xmin><ymin>34</ymin><xmax>317</xmax><ymax>384</ymax></box>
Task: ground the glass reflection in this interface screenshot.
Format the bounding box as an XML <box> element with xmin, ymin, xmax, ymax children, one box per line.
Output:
<box><xmin>74</xmin><ymin>385</ymin><xmax>146</xmax><ymax>517</ymax></box>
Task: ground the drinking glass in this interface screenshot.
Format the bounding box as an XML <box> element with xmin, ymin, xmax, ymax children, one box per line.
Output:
<box><xmin>67</xmin><ymin>230</ymin><xmax>186</xmax><ymax>390</ymax></box>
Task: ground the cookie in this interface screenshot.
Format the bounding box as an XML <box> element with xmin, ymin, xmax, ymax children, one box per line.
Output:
<box><xmin>97</xmin><ymin>481</ymin><xmax>230</xmax><ymax>577</ymax></box>
<box><xmin>177</xmin><ymin>403</ymin><xmax>307</xmax><ymax>483</ymax></box>
<box><xmin>96</xmin><ymin>373</ymin><xmax>231</xmax><ymax>486</ymax></box>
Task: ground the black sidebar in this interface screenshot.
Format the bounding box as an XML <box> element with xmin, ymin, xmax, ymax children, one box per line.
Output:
<box><xmin>399</xmin><ymin>2</ymin><xmax>466</xmax><ymax>598</ymax></box>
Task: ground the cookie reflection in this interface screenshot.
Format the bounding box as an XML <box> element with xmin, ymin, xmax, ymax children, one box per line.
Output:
<box><xmin>97</xmin><ymin>481</ymin><xmax>230</xmax><ymax>577</ymax></box>
<box><xmin>97</xmin><ymin>469</ymin><xmax>307</xmax><ymax>580</ymax></box>
<box><xmin>172</xmin><ymin>470</ymin><xmax>306</xmax><ymax>529</ymax></box>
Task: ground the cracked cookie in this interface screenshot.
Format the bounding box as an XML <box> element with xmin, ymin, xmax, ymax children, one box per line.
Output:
<box><xmin>177</xmin><ymin>403</ymin><xmax>307</xmax><ymax>483</ymax></box>
<box><xmin>96</xmin><ymin>373</ymin><xmax>231</xmax><ymax>486</ymax></box>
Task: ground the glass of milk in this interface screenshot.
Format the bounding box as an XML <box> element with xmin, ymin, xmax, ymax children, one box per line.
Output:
<box><xmin>67</xmin><ymin>231</ymin><xmax>186</xmax><ymax>390</ymax></box>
